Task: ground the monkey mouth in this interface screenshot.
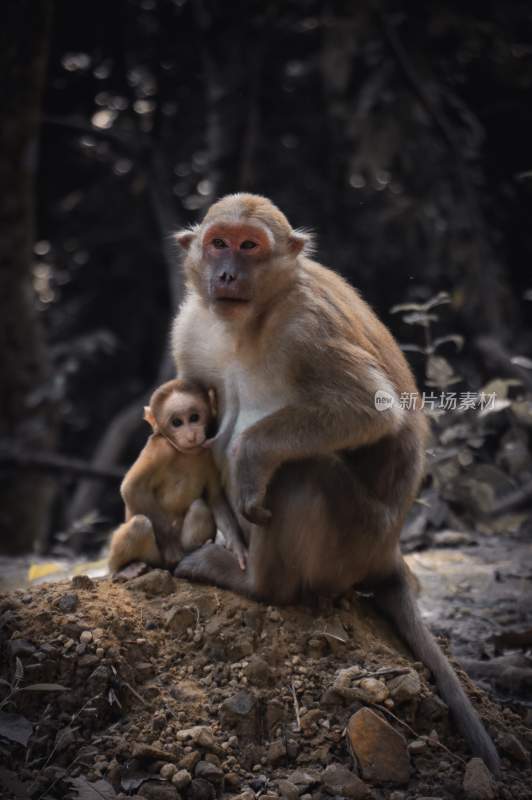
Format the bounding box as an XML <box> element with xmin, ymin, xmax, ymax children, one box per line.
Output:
<box><xmin>213</xmin><ymin>296</ymin><xmax>252</xmax><ymax>310</ymax></box>
<box><xmin>215</xmin><ymin>297</ymin><xmax>250</xmax><ymax>304</ymax></box>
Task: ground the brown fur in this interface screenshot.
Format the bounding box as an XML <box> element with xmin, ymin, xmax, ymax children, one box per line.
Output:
<box><xmin>170</xmin><ymin>194</ymin><xmax>499</xmax><ymax>773</ymax></box>
<box><xmin>108</xmin><ymin>379</ymin><xmax>246</xmax><ymax>573</ymax></box>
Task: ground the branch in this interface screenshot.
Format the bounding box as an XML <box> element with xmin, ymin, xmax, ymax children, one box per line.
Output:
<box><xmin>0</xmin><ymin>444</ymin><xmax>124</xmax><ymax>480</ymax></box>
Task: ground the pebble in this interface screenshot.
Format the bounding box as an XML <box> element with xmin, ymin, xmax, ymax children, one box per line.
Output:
<box><xmin>132</xmin><ymin>743</ymin><xmax>177</xmax><ymax>762</ymax></box>
<box><xmin>433</xmin><ymin>530</ymin><xmax>472</xmax><ymax>547</ymax></box>
<box><xmin>160</xmin><ymin>763</ymin><xmax>177</xmax><ymax>780</ymax></box>
<box><xmin>178</xmin><ymin>751</ymin><xmax>201</xmax><ymax>771</ymax></box>
<box><xmin>498</xmin><ymin>732</ymin><xmax>530</xmax><ymax>763</ymax></box>
<box><xmin>71</xmin><ymin>574</ymin><xmax>95</xmax><ymax>590</ymax></box>
<box><xmin>408</xmin><ymin>738</ymin><xmax>427</xmax><ymax>754</ymax></box>
<box><xmin>387</xmin><ymin>671</ymin><xmax>421</xmax><ymax>703</ymax></box>
<box><xmin>56</xmin><ymin>593</ymin><xmax>79</xmax><ymax>613</ymax></box>
<box><xmin>195</xmin><ymin>760</ymin><xmax>224</xmax><ymax>788</ymax></box>
<box><xmin>220</xmin><ymin>690</ymin><xmax>258</xmax><ymax>738</ymax></box>
<box><xmin>267</xmin><ymin>739</ymin><xmax>287</xmax><ymax>765</ymax></box>
<box><xmin>354</xmin><ymin>677</ymin><xmax>389</xmax><ymax>704</ymax></box>
<box><xmin>126</xmin><ymin>569</ymin><xmax>177</xmax><ymax>596</ymax></box>
<box><xmin>172</xmin><ymin>769</ymin><xmax>192</xmax><ymax>790</ymax></box>
<box><xmin>462</xmin><ymin>758</ymin><xmax>495</xmax><ymax>800</ymax></box>
<box><xmin>187</xmin><ymin>778</ymin><xmax>216</xmax><ymax>800</ymax></box>
<box><xmin>346</xmin><ymin>707</ymin><xmax>410</xmax><ymax>784</ymax></box>
<box><xmin>321</xmin><ymin>763</ymin><xmax>371</xmax><ymax>798</ymax></box>
<box><xmin>285</xmin><ymin>768</ymin><xmax>321</xmax><ymax>791</ymax></box>
<box><xmin>245</xmin><ymin>655</ymin><xmax>274</xmax><ymax>687</ymax></box>
<box><xmin>138</xmin><ymin>781</ymin><xmax>179</xmax><ymax>800</ymax></box>
<box><xmin>165</xmin><ymin>605</ymin><xmax>197</xmax><ymax>633</ymax></box>
<box><xmin>80</xmin><ymin>630</ymin><xmax>93</xmax><ymax>644</ymax></box>
<box><xmin>277</xmin><ymin>780</ymin><xmax>299</xmax><ymax>800</ymax></box>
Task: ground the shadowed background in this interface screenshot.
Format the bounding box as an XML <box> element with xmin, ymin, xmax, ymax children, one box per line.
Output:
<box><xmin>1</xmin><ymin>0</ymin><xmax>531</xmax><ymax>562</ymax></box>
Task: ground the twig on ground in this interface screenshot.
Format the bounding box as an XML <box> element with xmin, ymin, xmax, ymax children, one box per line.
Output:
<box><xmin>290</xmin><ymin>682</ymin><xmax>301</xmax><ymax>732</ymax></box>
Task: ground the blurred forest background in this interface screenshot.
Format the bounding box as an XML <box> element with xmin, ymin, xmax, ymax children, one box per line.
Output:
<box><xmin>1</xmin><ymin>0</ymin><xmax>532</xmax><ymax>563</ymax></box>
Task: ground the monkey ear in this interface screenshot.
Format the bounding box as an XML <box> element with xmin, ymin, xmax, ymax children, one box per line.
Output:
<box><xmin>288</xmin><ymin>228</ymin><xmax>315</xmax><ymax>257</ymax></box>
<box><xmin>143</xmin><ymin>406</ymin><xmax>158</xmax><ymax>432</ymax></box>
<box><xmin>175</xmin><ymin>226</ymin><xmax>199</xmax><ymax>251</ymax></box>
<box><xmin>207</xmin><ymin>388</ymin><xmax>218</xmax><ymax>418</ymax></box>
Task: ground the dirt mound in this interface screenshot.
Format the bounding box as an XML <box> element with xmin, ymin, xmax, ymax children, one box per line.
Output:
<box><xmin>0</xmin><ymin>571</ymin><xmax>530</xmax><ymax>800</ymax></box>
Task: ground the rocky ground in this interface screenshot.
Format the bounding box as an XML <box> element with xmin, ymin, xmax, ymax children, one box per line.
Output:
<box><xmin>0</xmin><ymin>568</ymin><xmax>531</xmax><ymax>800</ymax></box>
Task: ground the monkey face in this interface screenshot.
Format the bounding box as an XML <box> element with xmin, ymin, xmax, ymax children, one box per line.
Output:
<box><xmin>176</xmin><ymin>194</ymin><xmax>312</xmax><ymax>320</ymax></box>
<box><xmin>161</xmin><ymin>391</ymin><xmax>211</xmax><ymax>453</ymax></box>
<box><xmin>201</xmin><ymin>222</ymin><xmax>271</xmax><ymax>311</ymax></box>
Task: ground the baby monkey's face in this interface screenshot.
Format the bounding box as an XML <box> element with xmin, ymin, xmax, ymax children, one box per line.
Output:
<box><xmin>162</xmin><ymin>391</ymin><xmax>211</xmax><ymax>452</ymax></box>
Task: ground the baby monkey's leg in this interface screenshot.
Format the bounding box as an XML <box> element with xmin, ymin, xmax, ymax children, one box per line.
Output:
<box><xmin>181</xmin><ymin>499</ymin><xmax>216</xmax><ymax>552</ymax></box>
<box><xmin>108</xmin><ymin>514</ymin><xmax>161</xmax><ymax>573</ymax></box>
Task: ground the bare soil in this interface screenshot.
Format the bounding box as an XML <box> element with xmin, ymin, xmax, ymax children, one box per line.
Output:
<box><xmin>0</xmin><ymin>570</ymin><xmax>531</xmax><ymax>800</ymax></box>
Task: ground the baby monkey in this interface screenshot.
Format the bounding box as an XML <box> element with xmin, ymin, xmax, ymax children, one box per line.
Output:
<box><xmin>108</xmin><ymin>379</ymin><xmax>246</xmax><ymax>574</ymax></box>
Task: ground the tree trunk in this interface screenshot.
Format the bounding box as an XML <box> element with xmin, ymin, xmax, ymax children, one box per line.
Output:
<box><xmin>0</xmin><ymin>1</ymin><xmax>56</xmax><ymax>553</ymax></box>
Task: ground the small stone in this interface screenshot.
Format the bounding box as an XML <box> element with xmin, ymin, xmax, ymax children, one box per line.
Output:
<box><xmin>277</xmin><ymin>780</ymin><xmax>299</xmax><ymax>800</ymax></box>
<box><xmin>80</xmin><ymin>630</ymin><xmax>93</xmax><ymax>644</ymax></box>
<box><xmin>55</xmin><ymin>593</ymin><xmax>79</xmax><ymax>613</ymax></box>
<box><xmin>433</xmin><ymin>530</ymin><xmax>471</xmax><ymax>547</ymax></box>
<box><xmin>71</xmin><ymin>574</ymin><xmax>95</xmax><ymax>590</ymax></box>
<box><xmin>138</xmin><ymin>781</ymin><xmax>178</xmax><ymax>800</ymax></box>
<box><xmin>127</xmin><ymin>569</ymin><xmax>177</xmax><ymax>596</ymax></box>
<box><xmin>355</xmin><ymin>678</ymin><xmax>389</xmax><ymax>704</ymax></box>
<box><xmin>321</xmin><ymin>763</ymin><xmax>371</xmax><ymax>798</ymax></box>
<box><xmin>388</xmin><ymin>671</ymin><xmax>421</xmax><ymax>704</ymax></box>
<box><xmin>346</xmin><ymin>707</ymin><xmax>410</xmax><ymax>784</ymax></box>
<box><xmin>178</xmin><ymin>751</ymin><xmax>201</xmax><ymax>771</ymax></box>
<box><xmin>285</xmin><ymin>769</ymin><xmax>321</xmax><ymax>791</ymax></box>
<box><xmin>195</xmin><ymin>760</ymin><xmax>224</xmax><ymax>789</ymax></box>
<box><xmin>160</xmin><ymin>763</ymin><xmax>177</xmax><ymax>780</ymax></box>
<box><xmin>172</xmin><ymin>770</ymin><xmax>192</xmax><ymax>790</ymax></box>
<box><xmin>498</xmin><ymin>732</ymin><xmax>530</xmax><ymax>763</ymax></box>
<box><xmin>220</xmin><ymin>690</ymin><xmax>257</xmax><ymax>738</ymax></box>
<box><xmin>176</xmin><ymin>725</ymin><xmax>222</xmax><ymax>753</ymax></box>
<box><xmin>187</xmin><ymin>778</ymin><xmax>215</xmax><ymax>800</ymax></box>
<box><xmin>245</xmin><ymin>655</ymin><xmax>274</xmax><ymax>687</ymax></box>
<box><xmin>408</xmin><ymin>738</ymin><xmax>427</xmax><ymax>754</ymax></box>
<box><xmin>132</xmin><ymin>743</ymin><xmax>177</xmax><ymax>762</ymax></box>
<box><xmin>165</xmin><ymin>605</ymin><xmax>197</xmax><ymax>633</ymax></box>
<box><xmin>463</xmin><ymin>758</ymin><xmax>495</xmax><ymax>800</ymax></box>
<box><xmin>267</xmin><ymin>739</ymin><xmax>286</xmax><ymax>765</ymax></box>
<box><xmin>224</xmin><ymin>772</ymin><xmax>240</xmax><ymax>790</ymax></box>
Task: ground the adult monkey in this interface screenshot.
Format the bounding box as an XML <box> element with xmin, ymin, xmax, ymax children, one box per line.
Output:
<box><xmin>171</xmin><ymin>193</ymin><xmax>499</xmax><ymax>773</ymax></box>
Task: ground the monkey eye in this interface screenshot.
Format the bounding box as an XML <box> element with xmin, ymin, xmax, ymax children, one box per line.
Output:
<box><xmin>189</xmin><ymin>413</ymin><xmax>200</xmax><ymax>423</ymax></box>
<box><xmin>171</xmin><ymin>417</ymin><xmax>183</xmax><ymax>428</ymax></box>
<box><xmin>212</xmin><ymin>238</ymin><xmax>227</xmax><ymax>249</ymax></box>
<box><xmin>240</xmin><ymin>240</ymin><xmax>257</xmax><ymax>250</ymax></box>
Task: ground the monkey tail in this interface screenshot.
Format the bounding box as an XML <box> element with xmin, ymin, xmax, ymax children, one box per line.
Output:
<box><xmin>373</xmin><ymin>563</ymin><xmax>500</xmax><ymax>775</ymax></box>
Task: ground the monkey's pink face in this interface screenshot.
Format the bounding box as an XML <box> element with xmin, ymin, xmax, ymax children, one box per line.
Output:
<box><xmin>162</xmin><ymin>392</ymin><xmax>210</xmax><ymax>453</ymax></box>
<box><xmin>200</xmin><ymin>222</ymin><xmax>273</xmax><ymax>315</ymax></box>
